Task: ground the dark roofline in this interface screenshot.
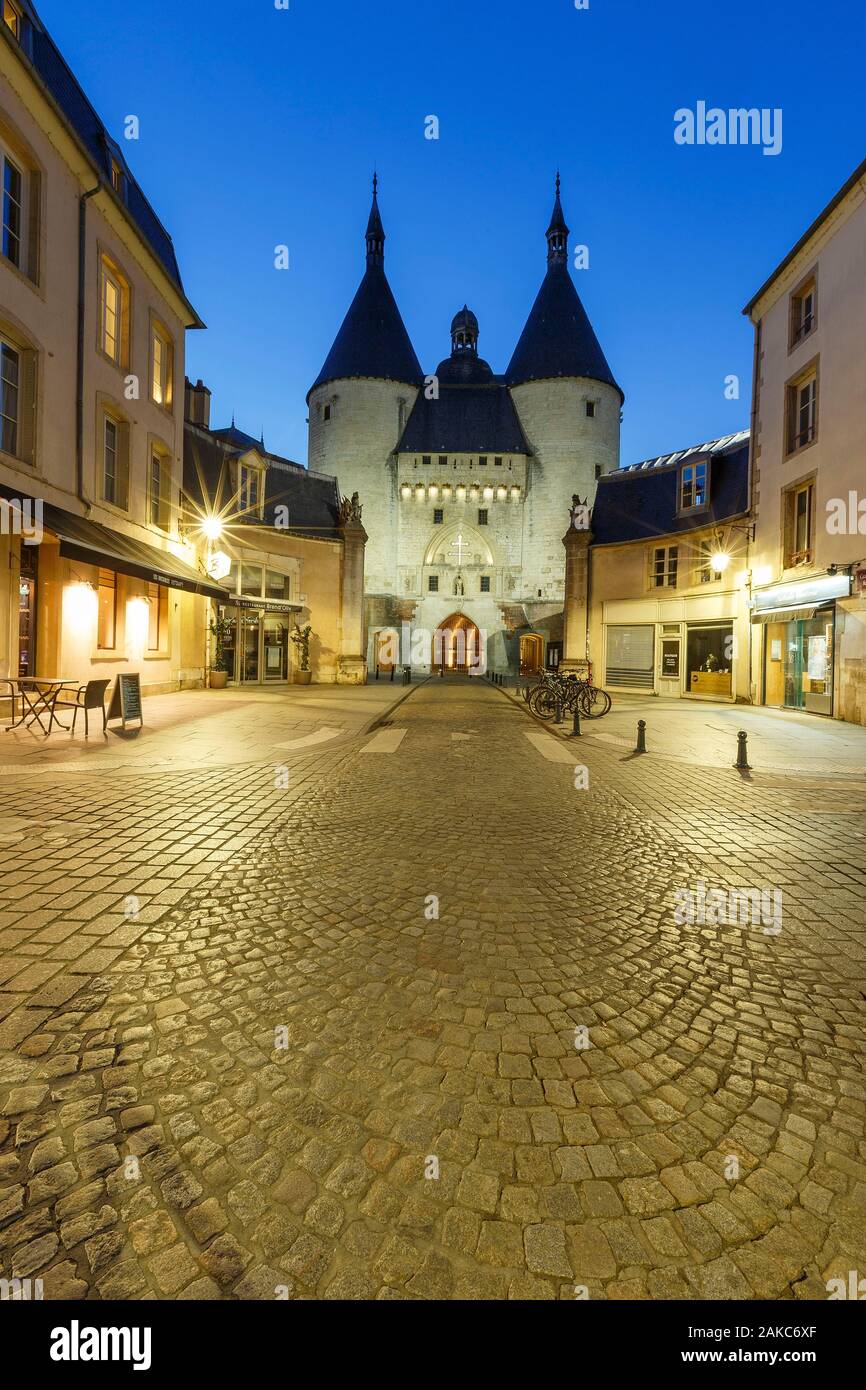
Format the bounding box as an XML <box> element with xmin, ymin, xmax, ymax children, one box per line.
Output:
<box><xmin>1</xmin><ymin>9</ymin><xmax>204</xmax><ymax>330</ymax></box>
<box><xmin>743</xmin><ymin>154</ymin><xmax>866</xmax><ymax>317</ymax></box>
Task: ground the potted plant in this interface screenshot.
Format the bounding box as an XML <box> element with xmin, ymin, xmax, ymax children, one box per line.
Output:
<box><xmin>208</xmin><ymin>614</ymin><xmax>233</xmax><ymax>689</ymax></box>
<box><xmin>290</xmin><ymin>623</ymin><xmax>313</xmax><ymax>685</ymax></box>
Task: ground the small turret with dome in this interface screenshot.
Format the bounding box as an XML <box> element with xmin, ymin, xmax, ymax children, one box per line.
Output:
<box><xmin>435</xmin><ymin>305</ymin><xmax>495</xmax><ymax>385</ymax></box>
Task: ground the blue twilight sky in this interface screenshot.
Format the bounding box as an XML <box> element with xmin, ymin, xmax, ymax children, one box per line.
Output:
<box><xmin>38</xmin><ymin>0</ymin><xmax>866</xmax><ymax>467</ymax></box>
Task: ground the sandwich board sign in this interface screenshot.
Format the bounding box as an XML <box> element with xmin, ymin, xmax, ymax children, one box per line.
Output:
<box><xmin>107</xmin><ymin>673</ymin><xmax>143</xmax><ymax>730</ymax></box>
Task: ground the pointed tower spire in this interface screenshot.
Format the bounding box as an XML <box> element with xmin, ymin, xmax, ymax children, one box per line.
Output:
<box><xmin>308</xmin><ymin>177</ymin><xmax>422</xmax><ymax>399</ymax></box>
<box><xmin>506</xmin><ymin>177</ymin><xmax>622</xmax><ymax>397</ymax></box>
<box><xmin>366</xmin><ymin>170</ymin><xmax>385</xmax><ymax>267</ymax></box>
<box><xmin>546</xmin><ymin>171</ymin><xmax>569</xmax><ymax>264</ymax></box>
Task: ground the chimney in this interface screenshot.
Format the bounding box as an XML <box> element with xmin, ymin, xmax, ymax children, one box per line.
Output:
<box><xmin>184</xmin><ymin>377</ymin><xmax>212</xmax><ymax>429</ymax></box>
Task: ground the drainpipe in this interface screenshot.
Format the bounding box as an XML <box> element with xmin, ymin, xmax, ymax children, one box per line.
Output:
<box><xmin>76</xmin><ymin>183</ymin><xmax>101</xmax><ymax>510</ymax></box>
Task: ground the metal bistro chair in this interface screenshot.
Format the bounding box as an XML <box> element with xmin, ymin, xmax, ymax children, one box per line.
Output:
<box><xmin>1</xmin><ymin>678</ymin><xmax>21</xmax><ymax>730</ymax></box>
<box><xmin>49</xmin><ymin>678</ymin><xmax>110</xmax><ymax>737</ymax></box>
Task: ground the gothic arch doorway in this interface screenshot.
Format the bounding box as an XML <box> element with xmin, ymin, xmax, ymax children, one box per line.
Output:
<box><xmin>520</xmin><ymin>633</ymin><xmax>544</xmax><ymax>676</ymax></box>
<box><xmin>432</xmin><ymin>613</ymin><xmax>483</xmax><ymax>674</ymax></box>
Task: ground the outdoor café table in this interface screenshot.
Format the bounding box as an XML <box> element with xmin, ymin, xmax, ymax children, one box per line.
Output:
<box><xmin>1</xmin><ymin>677</ymin><xmax>79</xmax><ymax>736</ymax></box>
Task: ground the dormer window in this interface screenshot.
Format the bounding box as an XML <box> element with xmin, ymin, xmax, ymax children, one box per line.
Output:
<box><xmin>680</xmin><ymin>460</ymin><xmax>708</xmax><ymax>511</ymax></box>
<box><xmin>110</xmin><ymin>159</ymin><xmax>126</xmax><ymax>199</ymax></box>
<box><xmin>3</xmin><ymin>1</ymin><xmax>21</xmax><ymax>40</ymax></box>
<box><xmin>239</xmin><ymin>463</ymin><xmax>263</xmax><ymax>517</ymax></box>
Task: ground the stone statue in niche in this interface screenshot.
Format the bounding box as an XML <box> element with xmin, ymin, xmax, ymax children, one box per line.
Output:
<box><xmin>453</xmin><ymin>574</ymin><xmax>465</xmax><ymax>597</ymax></box>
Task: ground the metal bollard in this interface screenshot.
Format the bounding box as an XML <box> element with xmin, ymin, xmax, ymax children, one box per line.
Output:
<box><xmin>555</xmin><ymin>698</ymin><xmax>563</xmax><ymax>725</ymax></box>
<box><xmin>734</xmin><ymin>730</ymin><xmax>751</xmax><ymax>770</ymax></box>
<box><xmin>572</xmin><ymin>706</ymin><xmax>581</xmax><ymax>737</ymax></box>
<box><xmin>636</xmin><ymin>719</ymin><xmax>647</xmax><ymax>753</ymax></box>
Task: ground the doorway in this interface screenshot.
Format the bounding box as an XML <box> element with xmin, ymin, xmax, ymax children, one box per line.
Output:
<box><xmin>520</xmin><ymin>633</ymin><xmax>544</xmax><ymax>676</ymax></box>
<box><xmin>18</xmin><ymin>544</ymin><xmax>37</xmax><ymax>677</ymax></box>
<box><xmin>432</xmin><ymin>614</ymin><xmax>482</xmax><ymax>673</ymax></box>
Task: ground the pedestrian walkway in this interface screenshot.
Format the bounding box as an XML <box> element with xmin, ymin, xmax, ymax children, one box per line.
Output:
<box><xmin>511</xmin><ymin>688</ymin><xmax>866</xmax><ymax>778</ymax></box>
<box><xmin>0</xmin><ymin>679</ymin><xmax>864</xmax><ymax>1302</ymax></box>
<box><xmin>0</xmin><ymin>683</ymin><xmax>418</xmax><ymax>776</ymax></box>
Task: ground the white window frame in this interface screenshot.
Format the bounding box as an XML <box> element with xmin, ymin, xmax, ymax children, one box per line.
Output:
<box><xmin>151</xmin><ymin>323</ymin><xmax>173</xmax><ymax>409</ymax></box>
<box><xmin>100</xmin><ymin>263</ymin><xmax>122</xmax><ymax>364</ymax></box>
<box><xmin>2</xmin><ymin>151</ymin><xmax>24</xmax><ymax>270</ymax></box>
<box><xmin>680</xmin><ymin>461</ymin><xmax>707</xmax><ymax>511</ymax></box>
<box><xmin>1</xmin><ymin>337</ymin><xmax>20</xmax><ymax>456</ymax></box>
<box><xmin>650</xmin><ymin>545</ymin><xmax>678</xmax><ymax>590</ymax></box>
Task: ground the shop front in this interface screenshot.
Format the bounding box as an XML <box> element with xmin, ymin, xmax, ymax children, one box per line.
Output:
<box><xmin>753</xmin><ymin>572</ymin><xmax>851</xmax><ymax>717</ymax></box>
<box><xmin>218</xmin><ymin>598</ymin><xmax>298</xmax><ymax>684</ymax></box>
<box><xmin>216</xmin><ymin>558</ymin><xmax>301</xmax><ymax>685</ymax></box>
<box><xmin>601</xmin><ymin>594</ymin><xmax>744</xmax><ymax>702</ymax></box>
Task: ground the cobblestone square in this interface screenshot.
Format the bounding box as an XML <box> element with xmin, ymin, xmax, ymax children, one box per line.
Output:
<box><xmin>1</xmin><ymin>680</ymin><xmax>864</xmax><ymax>1302</ymax></box>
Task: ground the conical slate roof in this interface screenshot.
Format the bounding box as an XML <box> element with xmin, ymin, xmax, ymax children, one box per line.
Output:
<box><xmin>308</xmin><ymin>179</ymin><xmax>422</xmax><ymax>399</ymax></box>
<box><xmin>507</xmin><ymin>178</ymin><xmax>622</xmax><ymax>399</ymax></box>
<box><xmin>506</xmin><ymin>262</ymin><xmax>622</xmax><ymax>396</ymax></box>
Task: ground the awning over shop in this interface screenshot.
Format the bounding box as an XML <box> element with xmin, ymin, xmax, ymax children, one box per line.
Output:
<box><xmin>44</xmin><ymin>504</ymin><xmax>228</xmax><ymax>600</ymax></box>
<box><xmin>0</xmin><ymin>481</ymin><xmax>226</xmax><ymax>600</ymax></box>
<box><xmin>752</xmin><ymin>606</ymin><xmax>819</xmax><ymax>624</ymax></box>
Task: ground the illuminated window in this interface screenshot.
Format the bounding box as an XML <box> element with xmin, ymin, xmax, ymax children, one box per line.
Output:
<box><xmin>99</xmin><ymin>255</ymin><xmax>130</xmax><ymax>367</ymax></box>
<box><xmin>97</xmin><ymin>569</ymin><xmax>117</xmax><ymax>649</ymax></box>
<box><xmin>1</xmin><ymin>340</ymin><xmax>19</xmax><ymax>455</ymax></box>
<box><xmin>146</xmin><ymin>582</ymin><xmax>169</xmax><ymax>652</ymax></box>
<box><xmin>151</xmin><ymin>324</ymin><xmax>173</xmax><ymax>408</ymax></box>
<box><xmin>2</xmin><ymin>155</ymin><xmax>22</xmax><ymax>266</ymax></box>
<box><xmin>3</xmin><ymin>1</ymin><xmax>21</xmax><ymax>40</ymax></box>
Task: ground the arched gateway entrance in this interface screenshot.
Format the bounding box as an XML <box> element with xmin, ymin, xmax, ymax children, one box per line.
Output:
<box><xmin>432</xmin><ymin>614</ymin><xmax>483</xmax><ymax>673</ymax></box>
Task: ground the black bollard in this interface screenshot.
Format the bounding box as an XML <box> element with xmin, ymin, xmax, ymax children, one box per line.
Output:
<box><xmin>636</xmin><ymin>719</ymin><xmax>647</xmax><ymax>753</ymax></box>
<box><xmin>734</xmin><ymin>730</ymin><xmax>751</xmax><ymax>770</ymax></box>
<box><xmin>390</xmin><ymin>666</ymin><xmax>395</xmax><ymax>682</ymax></box>
<box><xmin>555</xmin><ymin>698</ymin><xmax>563</xmax><ymax>725</ymax></box>
<box><xmin>572</xmin><ymin>706</ymin><xmax>581</xmax><ymax>737</ymax></box>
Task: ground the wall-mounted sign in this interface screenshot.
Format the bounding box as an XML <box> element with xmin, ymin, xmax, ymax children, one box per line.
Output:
<box><xmin>206</xmin><ymin>550</ymin><xmax>232</xmax><ymax>581</ymax></box>
<box><xmin>753</xmin><ymin>572</ymin><xmax>851</xmax><ymax>614</ymax></box>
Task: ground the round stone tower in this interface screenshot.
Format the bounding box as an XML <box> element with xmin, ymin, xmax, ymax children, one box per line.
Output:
<box><xmin>307</xmin><ymin>176</ymin><xmax>422</xmax><ymax>595</ymax></box>
<box><xmin>506</xmin><ymin>176</ymin><xmax>623</xmax><ymax>602</ymax></box>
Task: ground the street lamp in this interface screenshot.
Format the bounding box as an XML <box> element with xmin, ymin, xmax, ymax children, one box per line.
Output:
<box><xmin>201</xmin><ymin>515</ymin><xmax>224</xmax><ymax>542</ymax></box>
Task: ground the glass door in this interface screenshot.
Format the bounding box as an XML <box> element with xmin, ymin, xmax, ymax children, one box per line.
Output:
<box><xmin>783</xmin><ymin>621</ymin><xmax>805</xmax><ymax>710</ymax></box>
<box><xmin>263</xmin><ymin>615</ymin><xmax>289</xmax><ymax>682</ymax></box>
<box><xmin>241</xmin><ymin>612</ymin><xmax>261</xmax><ymax>683</ymax></box>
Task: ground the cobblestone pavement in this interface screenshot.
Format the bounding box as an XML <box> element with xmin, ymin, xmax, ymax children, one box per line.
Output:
<box><xmin>1</xmin><ymin>680</ymin><xmax>865</xmax><ymax>1301</ymax></box>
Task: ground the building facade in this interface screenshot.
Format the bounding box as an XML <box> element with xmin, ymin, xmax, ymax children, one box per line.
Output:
<box><xmin>183</xmin><ymin>381</ymin><xmax>367</xmax><ymax>685</ymax></box>
<box><xmin>587</xmin><ymin>433</ymin><xmax>752</xmax><ymax>701</ymax></box>
<box><xmin>1</xmin><ymin>1</ymin><xmax>220</xmax><ymax>708</ymax></box>
<box><xmin>744</xmin><ymin>155</ymin><xmax>866</xmax><ymax>722</ymax></box>
<box><xmin>308</xmin><ymin>176</ymin><xmax>622</xmax><ymax>675</ymax></box>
